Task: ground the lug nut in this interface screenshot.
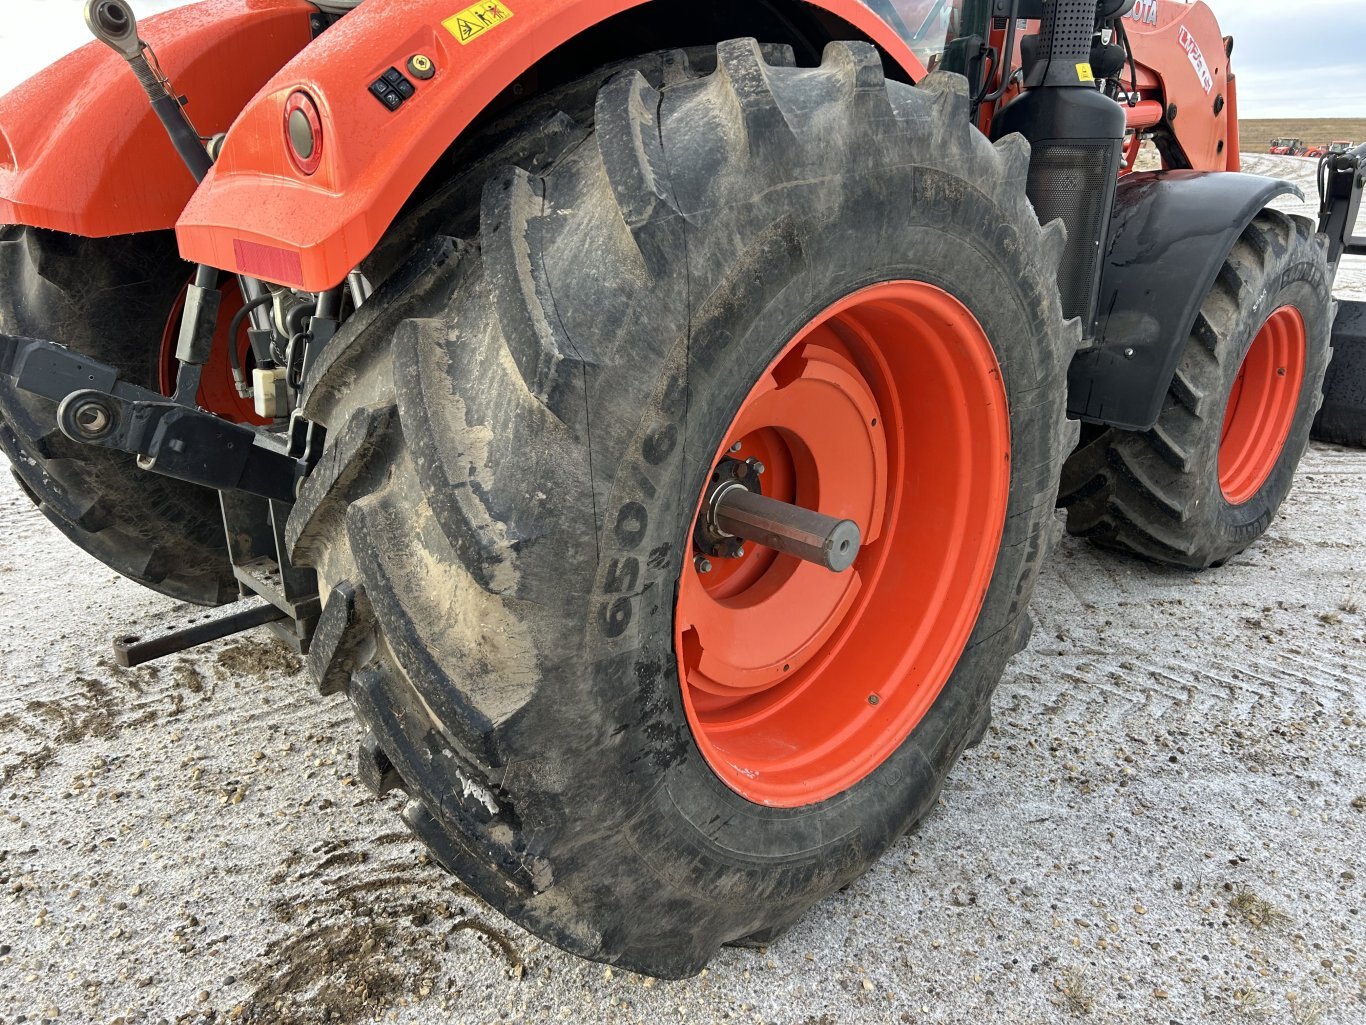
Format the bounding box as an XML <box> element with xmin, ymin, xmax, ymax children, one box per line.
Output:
<box><xmin>729</xmin><ymin>442</ymin><xmax>743</xmax><ymax>453</ymax></box>
<box><xmin>747</xmin><ymin>458</ymin><xmax>765</xmax><ymax>474</ymax></box>
<box><xmin>694</xmin><ymin>556</ymin><xmax>713</xmax><ymax>574</ymax></box>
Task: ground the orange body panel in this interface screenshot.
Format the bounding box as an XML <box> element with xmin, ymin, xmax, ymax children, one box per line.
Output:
<box><xmin>0</xmin><ymin>0</ymin><xmax>316</xmax><ymax>237</ymax></box>
<box><xmin>174</xmin><ymin>0</ymin><xmax>930</xmax><ymax>290</ymax></box>
<box><xmin>1123</xmin><ymin>0</ymin><xmax>1232</xmax><ymax>172</ymax></box>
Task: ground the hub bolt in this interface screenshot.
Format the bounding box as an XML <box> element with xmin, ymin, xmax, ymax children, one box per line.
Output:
<box><xmin>694</xmin><ymin>556</ymin><xmax>713</xmax><ymax>574</ymax></box>
<box><xmin>729</xmin><ymin>442</ymin><xmax>743</xmax><ymax>453</ymax></box>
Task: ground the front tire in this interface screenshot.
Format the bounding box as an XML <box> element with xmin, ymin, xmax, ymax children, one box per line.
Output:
<box><xmin>289</xmin><ymin>40</ymin><xmax>1078</xmax><ymax>976</ymax></box>
<box><xmin>1059</xmin><ymin>210</ymin><xmax>1331</xmax><ymax>568</ymax></box>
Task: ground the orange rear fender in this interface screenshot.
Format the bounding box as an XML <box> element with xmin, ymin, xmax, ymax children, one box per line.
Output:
<box><xmin>174</xmin><ymin>0</ymin><xmax>930</xmax><ymax>290</ymax></box>
<box><xmin>0</xmin><ymin>0</ymin><xmax>317</xmax><ymax>237</ymax></box>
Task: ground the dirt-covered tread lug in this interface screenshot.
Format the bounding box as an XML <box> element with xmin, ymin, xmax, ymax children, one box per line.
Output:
<box><xmin>391</xmin><ymin>318</ymin><xmax>522</xmax><ymax>596</ymax></box>
<box><xmin>350</xmin><ymin>665</ymin><xmax>547</xmax><ymax>897</ymax></box>
<box><xmin>286</xmin><ymin>402</ymin><xmax>396</xmax><ymax>565</ymax></box>
<box><xmin>713</xmin><ymin>38</ymin><xmax>797</xmax><ymax>158</ymax></box>
<box><xmin>307</xmin><ymin>581</ymin><xmax>367</xmax><ymax>697</ymax></box>
<box><xmin>478</xmin><ymin>168</ymin><xmax>594</xmax><ymax>418</ymax></box>
<box><xmin>821</xmin><ymin>40</ymin><xmax>893</xmax><ymax>113</ymax></box>
<box><xmin>914</xmin><ymin>69</ymin><xmax>972</xmax><ymax>121</ymax></box>
<box><xmin>301</xmin><ymin>236</ymin><xmax>464</xmax><ymax>422</ymax></box>
<box><xmin>357</xmin><ymin>729</ymin><xmax>407</xmax><ymax>797</ymax></box>
<box><xmin>345</xmin><ymin>494</ymin><xmax>527</xmax><ymax>769</ymax></box>
<box><xmin>594</xmin><ymin>70</ymin><xmax>681</xmax><ymax>276</ymax></box>
<box><xmin>992</xmin><ymin>132</ymin><xmax>1032</xmax><ymax>181</ymax></box>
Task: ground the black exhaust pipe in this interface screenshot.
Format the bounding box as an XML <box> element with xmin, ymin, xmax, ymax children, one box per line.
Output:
<box><xmin>991</xmin><ymin>0</ymin><xmax>1125</xmax><ymax>332</ymax></box>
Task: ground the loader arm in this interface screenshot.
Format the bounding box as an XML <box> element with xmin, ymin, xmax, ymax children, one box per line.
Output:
<box><xmin>1118</xmin><ymin>0</ymin><xmax>1235</xmax><ymax>173</ymax></box>
<box><xmin>172</xmin><ymin>0</ymin><xmax>933</xmax><ymax>291</ymax></box>
<box><xmin>0</xmin><ymin>0</ymin><xmax>317</xmax><ymax>237</ymax></box>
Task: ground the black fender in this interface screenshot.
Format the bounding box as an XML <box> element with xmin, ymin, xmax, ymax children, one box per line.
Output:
<box><xmin>1067</xmin><ymin>171</ymin><xmax>1302</xmax><ymax>430</ymax></box>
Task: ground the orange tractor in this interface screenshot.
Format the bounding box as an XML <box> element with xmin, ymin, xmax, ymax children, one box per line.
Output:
<box><xmin>0</xmin><ymin>0</ymin><xmax>1362</xmax><ymax>977</ymax></box>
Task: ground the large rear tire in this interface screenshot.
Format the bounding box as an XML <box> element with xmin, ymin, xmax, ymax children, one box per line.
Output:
<box><xmin>0</xmin><ymin>227</ymin><xmax>236</xmax><ymax>605</ymax></box>
<box><xmin>1059</xmin><ymin>211</ymin><xmax>1331</xmax><ymax>569</ymax></box>
<box><xmin>289</xmin><ymin>40</ymin><xmax>1078</xmax><ymax>977</ymax></box>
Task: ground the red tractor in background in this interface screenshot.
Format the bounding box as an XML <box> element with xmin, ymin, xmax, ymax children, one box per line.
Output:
<box><xmin>1306</xmin><ymin>140</ymin><xmax>1357</xmax><ymax>158</ymax></box>
<box><xmin>0</xmin><ymin>0</ymin><xmax>1362</xmax><ymax>978</ymax></box>
<box><xmin>1269</xmin><ymin>136</ymin><xmax>1306</xmax><ymax>156</ymax></box>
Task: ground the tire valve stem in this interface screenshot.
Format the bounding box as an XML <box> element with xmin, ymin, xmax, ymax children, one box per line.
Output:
<box><xmin>868</xmin><ymin>694</ymin><xmax>880</xmax><ymax>706</ymax></box>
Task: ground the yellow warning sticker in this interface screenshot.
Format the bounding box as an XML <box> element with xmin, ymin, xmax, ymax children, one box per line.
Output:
<box><xmin>1076</xmin><ymin>62</ymin><xmax>1095</xmax><ymax>83</ymax></box>
<box><xmin>443</xmin><ymin>2</ymin><xmax>514</xmax><ymax>46</ymax></box>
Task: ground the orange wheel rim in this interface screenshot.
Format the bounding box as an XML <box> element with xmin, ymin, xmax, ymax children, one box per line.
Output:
<box><xmin>674</xmin><ymin>281</ymin><xmax>1011</xmax><ymax>807</ymax></box>
<box><xmin>159</xmin><ymin>277</ymin><xmax>268</xmax><ymax>425</ymax></box>
<box><xmin>1219</xmin><ymin>306</ymin><xmax>1306</xmax><ymax>506</ymax></box>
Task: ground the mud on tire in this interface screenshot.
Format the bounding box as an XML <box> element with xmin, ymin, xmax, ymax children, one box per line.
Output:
<box><xmin>289</xmin><ymin>41</ymin><xmax>1079</xmax><ymax>977</ymax></box>
<box><xmin>0</xmin><ymin>227</ymin><xmax>236</xmax><ymax>605</ymax></box>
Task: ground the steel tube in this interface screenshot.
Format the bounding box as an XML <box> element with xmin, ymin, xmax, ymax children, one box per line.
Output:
<box><xmin>712</xmin><ymin>486</ymin><xmax>861</xmax><ymax>572</ymax></box>
<box><xmin>113</xmin><ymin>602</ymin><xmax>287</xmax><ymax>668</ymax></box>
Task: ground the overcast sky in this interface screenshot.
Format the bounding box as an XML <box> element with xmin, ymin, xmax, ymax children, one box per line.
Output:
<box><xmin>0</xmin><ymin>0</ymin><xmax>1360</xmax><ymax>116</ymax></box>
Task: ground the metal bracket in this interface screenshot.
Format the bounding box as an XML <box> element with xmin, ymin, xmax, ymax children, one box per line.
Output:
<box><xmin>1319</xmin><ymin>142</ymin><xmax>1366</xmax><ymax>281</ymax></box>
<box><xmin>0</xmin><ymin>333</ymin><xmax>308</xmax><ymax>503</ymax></box>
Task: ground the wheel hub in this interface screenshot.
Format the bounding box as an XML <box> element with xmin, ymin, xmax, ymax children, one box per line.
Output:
<box><xmin>675</xmin><ymin>281</ymin><xmax>1012</xmax><ymax>807</ymax></box>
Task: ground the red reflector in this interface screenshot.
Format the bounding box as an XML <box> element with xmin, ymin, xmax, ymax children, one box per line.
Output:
<box><xmin>232</xmin><ymin>238</ymin><xmax>304</xmax><ymax>287</ymax></box>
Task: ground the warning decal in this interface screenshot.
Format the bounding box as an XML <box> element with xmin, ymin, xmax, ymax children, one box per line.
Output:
<box><xmin>442</xmin><ymin>1</ymin><xmax>513</xmax><ymax>46</ymax></box>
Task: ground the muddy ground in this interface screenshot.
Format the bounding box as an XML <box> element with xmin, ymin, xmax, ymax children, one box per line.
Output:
<box><xmin>0</xmin><ymin>160</ymin><xmax>1363</xmax><ymax>1025</ymax></box>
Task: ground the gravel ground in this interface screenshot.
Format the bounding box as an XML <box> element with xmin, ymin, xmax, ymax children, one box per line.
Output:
<box><xmin>0</xmin><ymin>69</ymin><xmax>1363</xmax><ymax>1023</ymax></box>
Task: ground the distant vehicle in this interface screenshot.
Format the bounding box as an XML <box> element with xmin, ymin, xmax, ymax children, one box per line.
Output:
<box><xmin>1270</xmin><ymin>137</ymin><xmax>1307</xmax><ymax>155</ymax></box>
<box><xmin>1304</xmin><ymin>141</ymin><xmax>1354</xmax><ymax>159</ymax></box>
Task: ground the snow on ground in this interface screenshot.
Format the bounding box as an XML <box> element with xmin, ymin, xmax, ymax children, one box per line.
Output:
<box><xmin>0</xmin><ymin>20</ymin><xmax>1362</xmax><ymax>1018</ymax></box>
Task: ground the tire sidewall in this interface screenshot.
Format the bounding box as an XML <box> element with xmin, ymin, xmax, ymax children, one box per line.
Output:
<box><xmin>1208</xmin><ymin>261</ymin><xmax>1331</xmax><ymax>541</ymax></box>
<box><xmin>569</xmin><ymin>180</ymin><xmax>1063</xmax><ymax>894</ymax></box>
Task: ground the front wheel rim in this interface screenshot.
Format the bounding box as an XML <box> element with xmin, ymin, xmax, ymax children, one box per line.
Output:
<box><xmin>1219</xmin><ymin>305</ymin><xmax>1307</xmax><ymax>506</ymax></box>
<box><xmin>674</xmin><ymin>281</ymin><xmax>1012</xmax><ymax>807</ymax></box>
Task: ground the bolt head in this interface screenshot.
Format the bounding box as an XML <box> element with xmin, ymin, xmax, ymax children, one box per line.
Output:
<box><xmin>734</xmin><ymin>545</ymin><xmax>745</xmax><ymax>558</ymax></box>
<box><xmin>1123</xmin><ymin>348</ymin><xmax>1135</xmax><ymax>359</ymax></box>
<box><xmin>695</xmin><ymin>557</ymin><xmax>713</xmax><ymax>574</ymax></box>
<box><xmin>729</xmin><ymin>442</ymin><xmax>743</xmax><ymax>453</ymax></box>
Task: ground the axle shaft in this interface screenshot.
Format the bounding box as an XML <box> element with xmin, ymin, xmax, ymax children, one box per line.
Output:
<box><xmin>712</xmin><ymin>485</ymin><xmax>861</xmax><ymax>572</ymax></box>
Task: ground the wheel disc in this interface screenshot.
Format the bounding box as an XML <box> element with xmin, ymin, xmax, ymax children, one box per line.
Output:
<box><xmin>675</xmin><ymin>281</ymin><xmax>1012</xmax><ymax>807</ymax></box>
<box><xmin>1219</xmin><ymin>305</ymin><xmax>1306</xmax><ymax>505</ymax></box>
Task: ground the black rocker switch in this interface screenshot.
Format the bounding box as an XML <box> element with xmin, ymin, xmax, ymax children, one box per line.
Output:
<box><xmin>370</xmin><ymin>67</ymin><xmax>415</xmax><ymax>110</ymax></box>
